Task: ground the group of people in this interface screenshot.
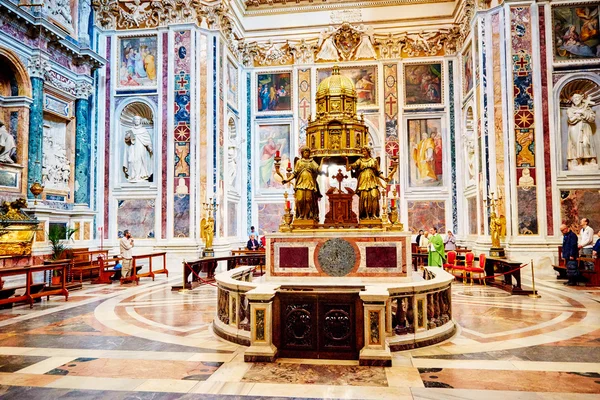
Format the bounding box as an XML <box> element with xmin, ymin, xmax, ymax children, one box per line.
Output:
<box><xmin>415</xmin><ymin>228</ymin><xmax>454</xmax><ymax>267</ymax></box>
<box><xmin>561</xmin><ymin>218</ymin><xmax>600</xmax><ymax>286</ymax></box>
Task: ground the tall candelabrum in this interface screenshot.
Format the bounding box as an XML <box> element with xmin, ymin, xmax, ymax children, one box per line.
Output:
<box><xmin>386</xmin><ymin>154</ymin><xmax>403</xmax><ymax>231</ymax></box>
<box><xmin>201</xmin><ymin>198</ymin><xmax>218</xmax><ymax>257</ymax></box>
<box><xmin>274</xmin><ymin>152</ymin><xmax>294</xmax><ymax>231</ymax></box>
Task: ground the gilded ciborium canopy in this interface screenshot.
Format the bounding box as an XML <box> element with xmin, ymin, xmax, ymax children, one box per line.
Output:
<box><xmin>307</xmin><ymin>65</ymin><xmax>369</xmax><ymax>165</ymax></box>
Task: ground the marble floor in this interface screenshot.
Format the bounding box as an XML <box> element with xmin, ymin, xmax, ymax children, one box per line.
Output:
<box><xmin>0</xmin><ymin>263</ymin><xmax>598</xmax><ymax>399</ymax></box>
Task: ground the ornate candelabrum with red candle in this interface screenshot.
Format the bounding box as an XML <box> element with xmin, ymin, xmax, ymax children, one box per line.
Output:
<box><xmin>274</xmin><ymin>153</ymin><xmax>294</xmax><ymax>232</ymax></box>
<box><xmin>387</xmin><ymin>156</ymin><xmax>403</xmax><ymax>231</ymax></box>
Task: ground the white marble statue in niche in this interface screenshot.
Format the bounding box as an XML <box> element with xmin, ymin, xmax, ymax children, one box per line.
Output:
<box><xmin>567</xmin><ymin>93</ymin><xmax>597</xmax><ymax>170</ymax></box>
<box><xmin>0</xmin><ymin>121</ymin><xmax>16</xmax><ymax>164</ymax></box>
<box><xmin>78</xmin><ymin>0</ymin><xmax>91</xmax><ymax>46</ymax></box>
<box><xmin>42</xmin><ymin>119</ymin><xmax>70</xmax><ymax>192</ymax></box>
<box><xmin>123</xmin><ymin>115</ymin><xmax>153</xmax><ymax>182</ymax></box>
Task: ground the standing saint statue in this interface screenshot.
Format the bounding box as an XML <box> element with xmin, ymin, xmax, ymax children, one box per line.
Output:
<box><xmin>0</xmin><ymin>121</ymin><xmax>16</xmax><ymax>164</ymax></box>
<box><xmin>282</xmin><ymin>146</ymin><xmax>323</xmax><ymax>221</ymax></box>
<box><xmin>123</xmin><ymin>116</ymin><xmax>153</xmax><ymax>182</ymax></box>
<box><xmin>346</xmin><ymin>146</ymin><xmax>387</xmax><ymax>220</ymax></box>
<box><xmin>489</xmin><ymin>212</ymin><xmax>507</xmax><ymax>248</ymax></box>
<box><xmin>567</xmin><ymin>93</ymin><xmax>597</xmax><ymax>169</ymax></box>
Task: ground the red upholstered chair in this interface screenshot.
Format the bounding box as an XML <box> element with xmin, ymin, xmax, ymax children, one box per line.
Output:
<box><xmin>443</xmin><ymin>251</ymin><xmax>457</xmax><ymax>272</ymax></box>
<box><xmin>466</xmin><ymin>253</ymin><xmax>486</xmax><ymax>286</ymax></box>
<box><xmin>452</xmin><ymin>252</ymin><xmax>471</xmax><ymax>283</ymax></box>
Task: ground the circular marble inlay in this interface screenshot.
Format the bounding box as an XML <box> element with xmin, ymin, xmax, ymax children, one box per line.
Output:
<box><xmin>317</xmin><ymin>238</ymin><xmax>356</xmax><ymax>277</ymax></box>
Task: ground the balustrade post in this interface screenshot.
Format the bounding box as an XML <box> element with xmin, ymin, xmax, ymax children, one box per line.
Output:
<box><xmin>244</xmin><ymin>286</ymin><xmax>278</xmax><ymax>362</ymax></box>
<box><xmin>359</xmin><ymin>287</ymin><xmax>392</xmax><ymax>366</ymax></box>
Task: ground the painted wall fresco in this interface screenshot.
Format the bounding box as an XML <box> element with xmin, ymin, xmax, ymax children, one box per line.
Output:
<box><xmin>117</xmin><ymin>199</ymin><xmax>155</xmax><ymax>239</ymax></box>
<box><xmin>258</xmin><ymin>124</ymin><xmax>290</xmax><ymax>190</ymax></box>
<box><xmin>257</xmin><ymin>202</ymin><xmax>283</xmax><ymax>235</ymax></box>
<box><xmin>404</xmin><ymin>63</ymin><xmax>442</xmax><ymax>107</ymax></box>
<box><xmin>407</xmin><ymin>200</ymin><xmax>446</xmax><ymax>233</ymax></box>
<box><xmin>560</xmin><ymin>189</ymin><xmax>600</xmax><ymax>232</ymax></box>
<box><xmin>463</xmin><ymin>45</ymin><xmax>473</xmax><ymax>96</ymax></box>
<box><xmin>317</xmin><ymin>65</ymin><xmax>378</xmax><ymax>108</ymax></box>
<box><xmin>118</xmin><ymin>35</ymin><xmax>158</xmax><ymax>88</ymax></box>
<box><xmin>226</xmin><ymin>59</ymin><xmax>238</xmax><ymax>109</ymax></box>
<box><xmin>511</xmin><ymin>6</ymin><xmax>539</xmax><ymax>235</ymax></box>
<box><xmin>383</xmin><ymin>64</ymin><xmax>399</xmax><ymax>158</ymax></box>
<box><xmin>173</xmin><ymin>30</ymin><xmax>191</xmax><ymax>237</ymax></box>
<box><xmin>256</xmin><ymin>72</ymin><xmax>292</xmax><ymax>113</ymax></box>
<box><xmin>407</xmin><ymin>118</ymin><xmax>443</xmax><ymax>187</ymax></box>
<box><xmin>297</xmin><ymin>69</ymin><xmax>311</xmax><ymax>146</ymax></box>
<box><xmin>553</xmin><ymin>5</ymin><xmax>600</xmax><ymax>63</ymax></box>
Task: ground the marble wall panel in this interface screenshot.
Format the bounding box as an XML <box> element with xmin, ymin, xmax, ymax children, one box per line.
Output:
<box><xmin>560</xmin><ymin>189</ymin><xmax>600</xmax><ymax>232</ymax></box>
<box><xmin>228</xmin><ymin>201</ymin><xmax>238</xmax><ymax>237</ymax></box>
<box><xmin>161</xmin><ymin>32</ymin><xmax>168</xmax><ymax>239</ymax></box>
<box><xmin>199</xmin><ymin>34</ymin><xmax>208</xmax><ymax>209</ymax></box>
<box><xmin>104</xmin><ymin>37</ymin><xmax>112</xmax><ymax>239</ymax></box>
<box><xmin>117</xmin><ymin>199</ymin><xmax>155</xmax><ymax>239</ymax></box>
<box><xmin>468</xmin><ymin>197</ymin><xmax>477</xmax><ymax>235</ymax></box>
<box><xmin>517</xmin><ymin>187</ymin><xmax>538</xmax><ymax>235</ymax></box>
<box><xmin>407</xmin><ymin>200</ymin><xmax>446</xmax><ymax>233</ymax></box>
<box><xmin>257</xmin><ymin>203</ymin><xmax>282</xmax><ymax>235</ymax></box>
<box><xmin>492</xmin><ymin>12</ymin><xmax>507</xmax><ymax>221</ymax></box>
<box><xmin>173</xmin><ymin>194</ymin><xmax>190</xmax><ymax>238</ymax></box>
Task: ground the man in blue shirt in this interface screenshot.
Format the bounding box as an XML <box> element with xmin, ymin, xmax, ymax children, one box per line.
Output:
<box><xmin>560</xmin><ymin>224</ymin><xmax>579</xmax><ymax>286</ymax></box>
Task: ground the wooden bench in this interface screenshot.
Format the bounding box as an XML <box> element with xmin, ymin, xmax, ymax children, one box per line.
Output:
<box><xmin>119</xmin><ymin>252</ymin><xmax>168</xmax><ymax>285</ymax></box>
<box><xmin>577</xmin><ymin>257</ymin><xmax>600</xmax><ymax>286</ymax></box>
<box><xmin>231</xmin><ymin>249</ymin><xmax>265</xmax><ymax>276</ymax></box>
<box><xmin>0</xmin><ymin>263</ymin><xmax>69</xmax><ymax>308</ymax></box>
<box><xmin>70</xmin><ymin>250</ymin><xmax>110</xmax><ymax>283</ymax></box>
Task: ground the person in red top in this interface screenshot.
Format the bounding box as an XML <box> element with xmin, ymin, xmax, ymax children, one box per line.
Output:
<box><xmin>260</xmin><ymin>236</ymin><xmax>266</xmax><ymax>248</ymax></box>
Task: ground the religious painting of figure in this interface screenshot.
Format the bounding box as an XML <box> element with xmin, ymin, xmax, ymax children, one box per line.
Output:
<box><xmin>118</xmin><ymin>36</ymin><xmax>158</xmax><ymax>88</ymax></box>
<box><xmin>407</xmin><ymin>118</ymin><xmax>443</xmax><ymax>187</ymax></box>
<box><xmin>317</xmin><ymin>65</ymin><xmax>378</xmax><ymax>107</ymax></box>
<box><xmin>227</xmin><ymin>60</ymin><xmax>238</xmax><ymax>108</ymax></box>
<box><xmin>257</xmin><ymin>124</ymin><xmax>290</xmax><ymax>190</ymax></box>
<box><xmin>404</xmin><ymin>63</ymin><xmax>443</xmax><ymax>107</ymax></box>
<box><xmin>256</xmin><ymin>72</ymin><xmax>292</xmax><ymax>113</ymax></box>
<box><xmin>553</xmin><ymin>5</ymin><xmax>600</xmax><ymax>63</ymax></box>
<box><xmin>463</xmin><ymin>45</ymin><xmax>473</xmax><ymax>96</ymax></box>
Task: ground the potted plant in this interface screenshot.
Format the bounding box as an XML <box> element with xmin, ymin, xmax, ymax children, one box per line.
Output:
<box><xmin>47</xmin><ymin>224</ymin><xmax>77</xmax><ymax>285</ymax></box>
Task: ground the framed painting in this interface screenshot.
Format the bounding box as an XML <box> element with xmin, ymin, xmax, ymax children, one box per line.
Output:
<box><xmin>317</xmin><ymin>65</ymin><xmax>378</xmax><ymax>108</ymax></box>
<box><xmin>552</xmin><ymin>4</ymin><xmax>600</xmax><ymax>65</ymax></box>
<box><xmin>407</xmin><ymin>118</ymin><xmax>444</xmax><ymax>187</ymax></box>
<box><xmin>256</xmin><ymin>71</ymin><xmax>292</xmax><ymax>114</ymax></box>
<box><xmin>256</xmin><ymin>123</ymin><xmax>291</xmax><ymax>190</ymax></box>
<box><xmin>403</xmin><ymin>63</ymin><xmax>443</xmax><ymax>107</ymax></box>
<box><xmin>463</xmin><ymin>45</ymin><xmax>473</xmax><ymax>96</ymax></box>
<box><xmin>117</xmin><ymin>35</ymin><xmax>158</xmax><ymax>89</ymax></box>
<box><xmin>227</xmin><ymin>59</ymin><xmax>238</xmax><ymax>108</ymax></box>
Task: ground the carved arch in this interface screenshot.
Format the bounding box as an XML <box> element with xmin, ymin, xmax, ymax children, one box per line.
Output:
<box><xmin>0</xmin><ymin>48</ymin><xmax>32</xmax><ymax>98</ymax></box>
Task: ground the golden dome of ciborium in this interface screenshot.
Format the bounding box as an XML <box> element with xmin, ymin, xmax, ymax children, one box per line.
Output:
<box><xmin>307</xmin><ymin>65</ymin><xmax>369</xmax><ymax>165</ymax></box>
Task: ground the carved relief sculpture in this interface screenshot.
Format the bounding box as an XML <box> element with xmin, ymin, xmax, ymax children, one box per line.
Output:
<box><xmin>567</xmin><ymin>93</ymin><xmax>597</xmax><ymax>170</ymax></box>
<box><xmin>123</xmin><ymin>115</ymin><xmax>153</xmax><ymax>182</ymax></box>
<box><xmin>0</xmin><ymin>122</ymin><xmax>16</xmax><ymax>164</ymax></box>
<box><xmin>42</xmin><ymin>120</ymin><xmax>71</xmax><ymax>192</ymax></box>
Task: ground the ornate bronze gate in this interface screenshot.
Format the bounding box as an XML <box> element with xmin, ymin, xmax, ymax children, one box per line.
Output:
<box><xmin>274</xmin><ymin>291</ymin><xmax>363</xmax><ymax>360</ymax></box>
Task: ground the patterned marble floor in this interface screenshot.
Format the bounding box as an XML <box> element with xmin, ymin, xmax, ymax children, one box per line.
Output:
<box><xmin>0</xmin><ymin>264</ymin><xmax>598</xmax><ymax>399</ymax></box>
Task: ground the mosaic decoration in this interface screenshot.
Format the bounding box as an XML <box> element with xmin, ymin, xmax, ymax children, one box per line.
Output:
<box><xmin>173</xmin><ymin>30</ymin><xmax>191</xmax><ymax>237</ymax></box>
<box><xmin>403</xmin><ymin>63</ymin><xmax>443</xmax><ymax>107</ymax></box>
<box><xmin>560</xmin><ymin>189</ymin><xmax>600</xmax><ymax>232</ymax></box>
<box><xmin>257</xmin><ymin>124</ymin><xmax>290</xmax><ymax>190</ymax></box>
<box><xmin>552</xmin><ymin>4</ymin><xmax>600</xmax><ymax>64</ymax></box>
<box><xmin>219</xmin><ymin>42</ymin><xmax>225</xmax><ymax>238</ymax></box>
<box><xmin>539</xmin><ymin>7</ymin><xmax>554</xmax><ymax>236</ymax></box>
<box><xmin>161</xmin><ymin>32</ymin><xmax>168</xmax><ymax>239</ymax></box>
<box><xmin>463</xmin><ymin>44</ymin><xmax>473</xmax><ymax>96</ymax></box>
<box><xmin>199</xmin><ymin>34</ymin><xmax>208</xmax><ymax>218</ymax></box>
<box><xmin>117</xmin><ymin>199</ymin><xmax>155</xmax><ymax>239</ymax></box>
<box><xmin>104</xmin><ymin>37</ymin><xmax>112</xmax><ymax>239</ymax></box>
<box><xmin>511</xmin><ymin>6</ymin><xmax>538</xmax><ymax>235</ymax></box>
<box><xmin>448</xmin><ymin>60</ymin><xmax>457</xmax><ymax>234</ymax></box>
<box><xmin>492</xmin><ymin>12</ymin><xmax>507</xmax><ymax>222</ymax></box>
<box><xmin>383</xmin><ymin>64</ymin><xmax>398</xmax><ymax>159</ymax></box>
<box><xmin>407</xmin><ymin>200</ymin><xmax>446</xmax><ymax>233</ymax></box>
<box><xmin>317</xmin><ymin>65</ymin><xmax>377</xmax><ymax>108</ymax></box>
<box><xmin>246</xmin><ymin>72</ymin><xmax>253</xmax><ymax>230</ymax></box>
<box><xmin>407</xmin><ymin>118</ymin><xmax>443</xmax><ymax>187</ymax></box>
<box><xmin>117</xmin><ymin>35</ymin><xmax>158</xmax><ymax>88</ymax></box>
<box><xmin>256</xmin><ymin>72</ymin><xmax>292</xmax><ymax>113</ymax></box>
<box><xmin>297</xmin><ymin>69</ymin><xmax>311</xmax><ymax>146</ymax></box>
<box><xmin>226</xmin><ymin>59</ymin><xmax>238</xmax><ymax>108</ymax></box>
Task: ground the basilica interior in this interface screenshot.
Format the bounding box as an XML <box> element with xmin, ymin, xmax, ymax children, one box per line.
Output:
<box><xmin>0</xmin><ymin>0</ymin><xmax>599</xmax><ymax>398</ymax></box>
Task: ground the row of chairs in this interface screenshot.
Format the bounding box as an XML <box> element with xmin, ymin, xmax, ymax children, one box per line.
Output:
<box><xmin>443</xmin><ymin>251</ymin><xmax>487</xmax><ymax>285</ymax></box>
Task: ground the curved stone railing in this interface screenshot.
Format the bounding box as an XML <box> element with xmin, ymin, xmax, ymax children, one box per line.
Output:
<box><xmin>214</xmin><ymin>266</ymin><xmax>456</xmax><ymax>364</ymax></box>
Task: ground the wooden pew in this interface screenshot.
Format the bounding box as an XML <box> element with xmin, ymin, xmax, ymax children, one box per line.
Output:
<box><xmin>0</xmin><ymin>263</ymin><xmax>69</xmax><ymax>308</ymax></box>
<box><xmin>552</xmin><ymin>246</ymin><xmax>567</xmax><ymax>279</ymax></box>
<box><xmin>577</xmin><ymin>257</ymin><xmax>600</xmax><ymax>286</ymax></box>
<box><xmin>231</xmin><ymin>249</ymin><xmax>265</xmax><ymax>276</ymax></box>
<box><xmin>120</xmin><ymin>252</ymin><xmax>169</xmax><ymax>285</ymax></box>
<box><xmin>70</xmin><ymin>250</ymin><xmax>110</xmax><ymax>283</ymax></box>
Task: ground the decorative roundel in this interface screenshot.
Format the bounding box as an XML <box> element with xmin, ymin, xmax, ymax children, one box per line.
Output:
<box><xmin>178</xmin><ymin>46</ymin><xmax>187</xmax><ymax>59</ymax></box>
<box><xmin>385</xmin><ymin>141</ymin><xmax>400</xmax><ymax>157</ymax></box>
<box><xmin>317</xmin><ymin>238</ymin><xmax>356</xmax><ymax>277</ymax></box>
<box><xmin>386</xmin><ymin>75</ymin><xmax>396</xmax><ymax>88</ymax></box>
<box><xmin>300</xmin><ymin>80</ymin><xmax>309</xmax><ymax>92</ymax></box>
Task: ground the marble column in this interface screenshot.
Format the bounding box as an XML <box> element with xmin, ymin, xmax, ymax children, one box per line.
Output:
<box><xmin>26</xmin><ymin>56</ymin><xmax>47</xmax><ymax>199</ymax></box>
<box><xmin>74</xmin><ymin>83</ymin><xmax>93</xmax><ymax>205</ymax></box>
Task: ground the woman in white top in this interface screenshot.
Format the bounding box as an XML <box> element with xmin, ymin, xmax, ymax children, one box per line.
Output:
<box><xmin>444</xmin><ymin>230</ymin><xmax>456</xmax><ymax>251</ymax></box>
<box><xmin>419</xmin><ymin>231</ymin><xmax>430</xmax><ymax>250</ymax></box>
